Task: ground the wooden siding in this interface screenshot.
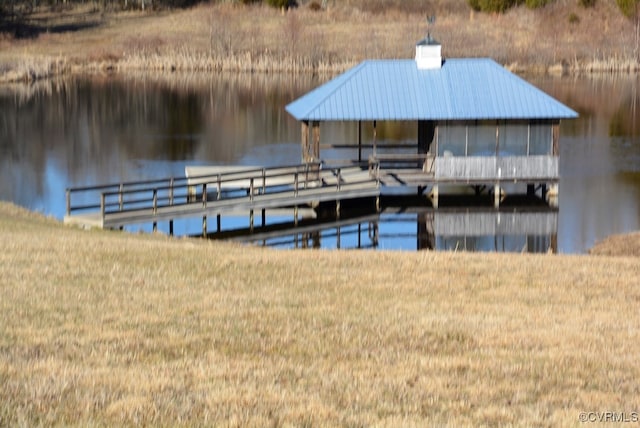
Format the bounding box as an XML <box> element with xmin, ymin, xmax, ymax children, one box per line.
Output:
<box><xmin>434</xmin><ymin>155</ymin><xmax>558</xmax><ymax>181</ymax></box>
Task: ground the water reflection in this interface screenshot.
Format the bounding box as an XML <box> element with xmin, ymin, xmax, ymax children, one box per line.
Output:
<box><xmin>0</xmin><ymin>72</ymin><xmax>638</xmax><ymax>253</ymax></box>
<box><xmin>219</xmin><ymin>205</ymin><xmax>557</xmax><ymax>253</ymax></box>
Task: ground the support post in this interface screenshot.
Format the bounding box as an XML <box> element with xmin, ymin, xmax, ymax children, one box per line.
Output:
<box><xmin>552</xmin><ymin>121</ymin><xmax>560</xmax><ymax>156</ymax></box>
<box><xmin>373</xmin><ymin>120</ymin><xmax>377</xmax><ymax>157</ymax></box>
<box><xmin>202</xmin><ymin>216</ymin><xmax>207</xmax><ymax>237</ymax></box>
<box><xmin>494</xmin><ymin>184</ymin><xmax>501</xmax><ymax>208</ymax></box>
<box><xmin>301</xmin><ymin>121</ymin><xmax>310</xmax><ymax>163</ymax></box>
<box><xmin>312</xmin><ymin>121</ymin><xmax>320</xmax><ymax>162</ymax></box>
<box><xmin>358</xmin><ymin>120</ymin><xmax>362</xmax><ymax>163</ymax></box>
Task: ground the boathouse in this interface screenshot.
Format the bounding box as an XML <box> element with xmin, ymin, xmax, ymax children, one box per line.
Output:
<box><xmin>286</xmin><ymin>38</ymin><xmax>578</xmax><ymax>206</ymax></box>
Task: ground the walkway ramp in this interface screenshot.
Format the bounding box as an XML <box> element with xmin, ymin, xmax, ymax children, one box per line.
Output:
<box><xmin>64</xmin><ymin>163</ymin><xmax>379</xmax><ymax>232</ymax></box>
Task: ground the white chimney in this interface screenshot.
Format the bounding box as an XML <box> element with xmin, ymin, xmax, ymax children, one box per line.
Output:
<box><xmin>415</xmin><ymin>38</ymin><xmax>442</xmax><ymax>70</ymax></box>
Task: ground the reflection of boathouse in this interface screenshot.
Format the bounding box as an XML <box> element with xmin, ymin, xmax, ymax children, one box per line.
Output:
<box><xmin>286</xmin><ymin>38</ymin><xmax>578</xmax><ymax>207</ymax></box>
<box><xmin>229</xmin><ymin>206</ymin><xmax>559</xmax><ymax>253</ymax></box>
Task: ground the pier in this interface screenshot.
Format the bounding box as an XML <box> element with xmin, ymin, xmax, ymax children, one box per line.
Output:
<box><xmin>64</xmin><ymin>163</ymin><xmax>380</xmax><ymax>234</ymax></box>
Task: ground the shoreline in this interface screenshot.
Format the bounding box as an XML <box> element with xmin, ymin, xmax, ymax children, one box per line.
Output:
<box><xmin>1</xmin><ymin>45</ymin><xmax>639</xmax><ymax>86</ymax></box>
<box><xmin>1</xmin><ymin>2</ymin><xmax>639</xmax><ymax>84</ymax></box>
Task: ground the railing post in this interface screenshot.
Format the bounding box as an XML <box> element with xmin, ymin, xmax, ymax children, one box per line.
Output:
<box><xmin>153</xmin><ymin>189</ymin><xmax>158</xmax><ymax>214</ymax></box>
<box><xmin>294</xmin><ymin>172</ymin><xmax>299</xmax><ymax>197</ymax></box>
<box><xmin>250</xmin><ymin>178</ymin><xmax>254</xmax><ymax>201</ymax></box>
<box><xmin>119</xmin><ymin>183</ymin><xmax>124</xmax><ymax>211</ymax></box>
<box><xmin>169</xmin><ymin>178</ymin><xmax>174</xmax><ymax>205</ymax></box>
<box><xmin>337</xmin><ymin>168</ymin><xmax>341</xmax><ymax>191</ymax></box>
<box><xmin>216</xmin><ymin>174</ymin><xmax>221</xmax><ymax>200</ymax></box>
<box><xmin>202</xmin><ymin>183</ymin><xmax>207</xmax><ymax>208</ymax></box>
<box><xmin>65</xmin><ymin>189</ymin><xmax>71</xmax><ymax>216</ymax></box>
<box><xmin>262</xmin><ymin>168</ymin><xmax>266</xmax><ymax>194</ymax></box>
<box><xmin>304</xmin><ymin>163</ymin><xmax>309</xmax><ymax>189</ymax></box>
<box><xmin>100</xmin><ymin>193</ymin><xmax>105</xmax><ymax>220</ymax></box>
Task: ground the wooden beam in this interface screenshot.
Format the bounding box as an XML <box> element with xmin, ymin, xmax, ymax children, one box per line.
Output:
<box><xmin>358</xmin><ymin>120</ymin><xmax>362</xmax><ymax>163</ymax></box>
<box><xmin>373</xmin><ymin>120</ymin><xmax>377</xmax><ymax>157</ymax></box>
<box><xmin>301</xmin><ymin>121</ymin><xmax>310</xmax><ymax>163</ymax></box>
<box><xmin>552</xmin><ymin>121</ymin><xmax>560</xmax><ymax>156</ymax></box>
<box><xmin>312</xmin><ymin>121</ymin><xmax>320</xmax><ymax>161</ymax></box>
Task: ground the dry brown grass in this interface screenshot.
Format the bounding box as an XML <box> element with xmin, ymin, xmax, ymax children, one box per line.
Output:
<box><xmin>0</xmin><ymin>0</ymin><xmax>638</xmax><ymax>82</ymax></box>
<box><xmin>590</xmin><ymin>231</ymin><xmax>640</xmax><ymax>257</ymax></box>
<box><xmin>1</xmin><ymin>200</ymin><xmax>639</xmax><ymax>426</ymax></box>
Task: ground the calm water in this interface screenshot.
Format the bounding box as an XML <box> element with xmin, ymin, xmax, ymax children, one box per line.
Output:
<box><xmin>1</xmin><ymin>72</ymin><xmax>638</xmax><ymax>253</ymax></box>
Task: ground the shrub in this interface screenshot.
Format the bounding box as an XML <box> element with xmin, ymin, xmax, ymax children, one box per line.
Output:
<box><xmin>525</xmin><ymin>0</ymin><xmax>551</xmax><ymax>8</ymax></box>
<box><xmin>467</xmin><ymin>0</ymin><xmax>519</xmax><ymax>13</ymax></box>
<box><xmin>265</xmin><ymin>0</ymin><xmax>297</xmax><ymax>8</ymax></box>
<box><xmin>616</xmin><ymin>0</ymin><xmax>639</xmax><ymax>17</ymax></box>
<box><xmin>578</xmin><ymin>0</ymin><xmax>596</xmax><ymax>7</ymax></box>
<box><xmin>308</xmin><ymin>1</ymin><xmax>322</xmax><ymax>11</ymax></box>
<box><xmin>568</xmin><ymin>12</ymin><xmax>580</xmax><ymax>23</ymax></box>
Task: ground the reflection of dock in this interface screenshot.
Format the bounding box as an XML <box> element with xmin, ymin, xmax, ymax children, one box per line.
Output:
<box><xmin>428</xmin><ymin>207</ymin><xmax>558</xmax><ymax>252</ymax></box>
<box><xmin>219</xmin><ymin>212</ymin><xmax>381</xmax><ymax>250</ymax></box>
<box><xmin>213</xmin><ymin>202</ymin><xmax>558</xmax><ymax>253</ymax></box>
<box><xmin>433</xmin><ymin>209</ymin><xmax>557</xmax><ymax>236</ymax></box>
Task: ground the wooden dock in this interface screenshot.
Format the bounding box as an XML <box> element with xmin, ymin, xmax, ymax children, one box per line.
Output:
<box><xmin>64</xmin><ymin>163</ymin><xmax>380</xmax><ymax>234</ymax></box>
<box><xmin>64</xmin><ymin>152</ymin><xmax>559</xmax><ymax>237</ymax></box>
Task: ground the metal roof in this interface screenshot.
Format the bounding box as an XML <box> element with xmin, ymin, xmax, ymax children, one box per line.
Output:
<box><xmin>286</xmin><ymin>58</ymin><xmax>578</xmax><ymax>121</ymax></box>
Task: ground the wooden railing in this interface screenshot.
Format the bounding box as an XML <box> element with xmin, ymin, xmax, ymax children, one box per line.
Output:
<box><xmin>368</xmin><ymin>153</ymin><xmax>435</xmax><ymax>178</ymax></box>
<box><xmin>434</xmin><ymin>156</ymin><xmax>558</xmax><ymax>181</ymax></box>
<box><xmin>65</xmin><ymin>163</ymin><xmax>323</xmax><ymax>217</ymax></box>
<box><xmin>65</xmin><ymin>162</ymin><xmax>379</xmax><ymax>230</ymax></box>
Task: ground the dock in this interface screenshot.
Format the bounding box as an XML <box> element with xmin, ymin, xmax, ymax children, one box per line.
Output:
<box><xmin>64</xmin><ymin>163</ymin><xmax>380</xmax><ymax>234</ymax></box>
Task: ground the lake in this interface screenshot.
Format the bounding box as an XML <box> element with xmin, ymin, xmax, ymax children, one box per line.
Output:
<box><xmin>1</xmin><ymin>72</ymin><xmax>638</xmax><ymax>253</ymax></box>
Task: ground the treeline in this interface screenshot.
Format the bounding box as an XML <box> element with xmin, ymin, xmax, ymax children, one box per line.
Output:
<box><xmin>0</xmin><ymin>0</ymin><xmax>304</xmax><ymax>13</ymax></box>
<box><xmin>1</xmin><ymin>0</ymin><xmax>638</xmax><ymax>18</ymax></box>
<box><xmin>468</xmin><ymin>0</ymin><xmax>638</xmax><ymax>18</ymax></box>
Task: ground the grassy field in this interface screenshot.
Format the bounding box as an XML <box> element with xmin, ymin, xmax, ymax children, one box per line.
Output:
<box><xmin>1</xmin><ymin>201</ymin><xmax>639</xmax><ymax>426</ymax></box>
<box><xmin>0</xmin><ymin>0</ymin><xmax>638</xmax><ymax>83</ymax></box>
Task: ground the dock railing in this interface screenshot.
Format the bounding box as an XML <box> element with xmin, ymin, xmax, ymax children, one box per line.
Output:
<box><xmin>65</xmin><ymin>162</ymin><xmax>379</xmax><ymax>230</ymax></box>
<box><xmin>368</xmin><ymin>153</ymin><xmax>435</xmax><ymax>179</ymax></box>
<box><xmin>66</xmin><ymin>163</ymin><xmax>320</xmax><ymax>216</ymax></box>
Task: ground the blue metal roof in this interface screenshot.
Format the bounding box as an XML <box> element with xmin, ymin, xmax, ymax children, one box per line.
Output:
<box><xmin>286</xmin><ymin>58</ymin><xmax>578</xmax><ymax>121</ymax></box>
